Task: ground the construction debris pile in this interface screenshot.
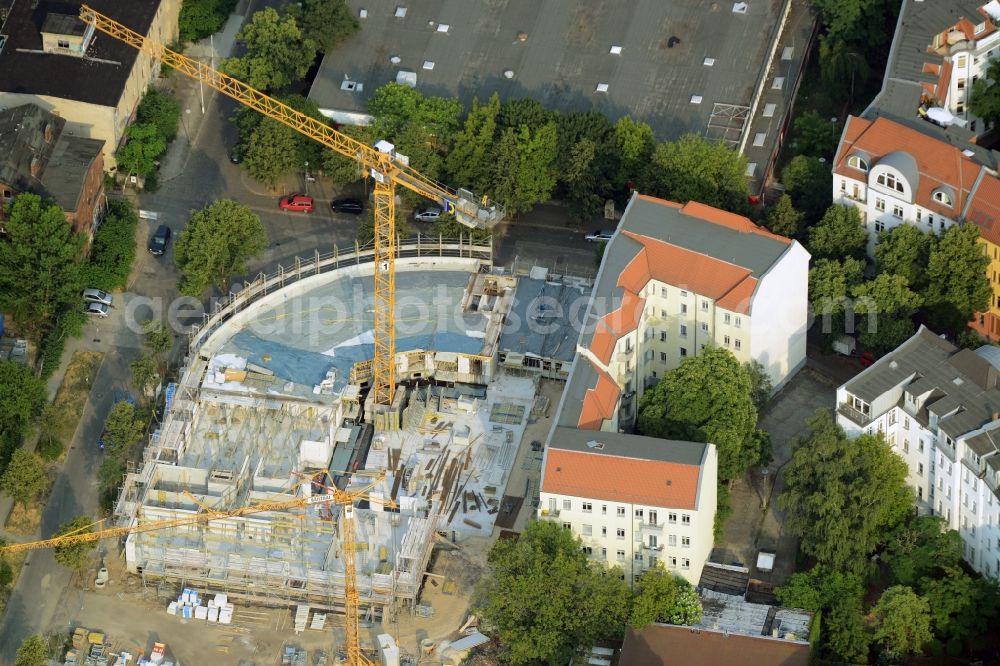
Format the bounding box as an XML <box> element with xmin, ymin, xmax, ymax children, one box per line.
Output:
<box><xmin>64</xmin><ymin>629</ymin><xmax>175</xmax><ymax>666</ymax></box>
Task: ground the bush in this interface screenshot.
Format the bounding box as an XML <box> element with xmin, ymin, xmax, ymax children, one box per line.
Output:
<box><xmin>714</xmin><ymin>483</ymin><xmax>733</xmax><ymax>539</ymax></box>
<box><xmin>39</xmin><ymin>310</ymin><xmax>86</xmax><ymax>380</ymax></box>
<box><xmin>179</xmin><ymin>0</ymin><xmax>239</xmax><ymax>43</ymax></box>
<box><xmin>38</xmin><ymin>438</ymin><xmax>64</xmax><ymax>461</ymax></box>
<box><xmin>136</xmin><ymin>89</ymin><xmax>181</xmax><ymax>143</ymax></box>
<box><xmin>81</xmin><ymin>200</ymin><xmax>139</xmax><ymax>291</ymax></box>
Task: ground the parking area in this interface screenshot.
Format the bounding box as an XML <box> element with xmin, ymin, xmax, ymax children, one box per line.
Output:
<box><xmin>711</xmin><ymin>367</ymin><xmax>840</xmax><ymax>587</ymax></box>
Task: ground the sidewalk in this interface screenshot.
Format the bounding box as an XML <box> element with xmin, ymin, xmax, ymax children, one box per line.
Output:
<box><xmin>158</xmin><ymin>10</ymin><xmax>246</xmax><ymax>182</ymax></box>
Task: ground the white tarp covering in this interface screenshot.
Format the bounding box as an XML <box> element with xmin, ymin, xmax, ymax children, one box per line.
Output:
<box><xmin>984</xmin><ymin>0</ymin><xmax>1000</xmax><ymax>21</ymax></box>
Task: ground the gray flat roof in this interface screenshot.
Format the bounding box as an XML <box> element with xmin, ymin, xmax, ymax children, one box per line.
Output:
<box><xmin>41</xmin><ymin>135</ymin><xmax>104</xmax><ymax>212</ymax></box>
<box><xmin>309</xmin><ymin>0</ymin><xmax>785</xmax><ymax>140</ymax></box>
<box><xmin>550</xmin><ymin>426</ymin><xmax>707</xmax><ymax>466</ymax></box>
<box><xmin>498</xmin><ymin>277</ymin><xmax>591</xmax><ymax>362</ymax></box>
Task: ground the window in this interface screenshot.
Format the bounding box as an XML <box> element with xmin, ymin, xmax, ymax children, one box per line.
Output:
<box><xmin>957</xmin><ymin>78</ymin><xmax>966</xmax><ymax>90</ymax></box>
<box><xmin>601</xmin><ymin>505</ymin><xmax>607</xmax><ymax>515</ymax></box>
<box><xmin>680</xmin><ymin>347</ymin><xmax>687</xmax><ymax>357</ymax></box>
<box><xmin>562</xmin><ymin>522</ymin><xmax>571</xmax><ymax>530</ymax></box>
<box><xmin>734</xmin><ymin>339</ymin><xmax>742</xmax><ymax>351</ymax></box>
<box><xmin>634</xmin><ymin>508</ymin><xmax>644</xmax><ymax>519</ymax></box>
<box><xmin>582</xmin><ymin>546</ymin><xmax>593</xmax><ymax>555</ymax></box>
<box><xmin>660</xmin><ymin>287</ymin><xmax>667</xmax><ymax>297</ymax></box>
<box><xmin>1</xmin><ymin>189</ymin><xmax>11</xmax><ymax>200</ymax></box>
<box><xmin>617</xmin><ymin>506</ymin><xmax>626</xmax><ymax>517</ymax></box>
<box><xmin>601</xmin><ymin>547</ymin><xmax>607</xmax><ymax>558</ymax></box>
<box><xmin>668</xmin><ymin>512</ymin><xmax>677</xmax><ymax>524</ymax></box>
<box><xmin>928</xmin><ymin>214</ymin><xmax>934</xmax><ymax>226</ymax></box>
<box><xmin>734</xmin><ymin>317</ymin><xmax>741</xmax><ymax>328</ymax></box>
<box><xmin>701</xmin><ymin>301</ymin><xmax>709</xmax><ymax>311</ymax></box>
<box><xmin>681</xmin><ymin>514</ymin><xmax>691</xmax><ymax>525</ymax></box>
<box><xmin>933</xmin><ymin>191</ymin><xmax>953</xmax><ymax>207</ymax></box>
<box><xmin>701</xmin><ymin>322</ymin><xmax>709</xmax><ymax>332</ymax></box>
<box><xmin>918</xmin><ymin>440</ymin><xmax>924</xmax><ymax>453</ymax></box>
<box><xmin>634</xmin><ymin>552</ymin><xmax>643</xmax><ymax>561</ymax></box>
<box><xmin>660</xmin><ymin>352</ymin><xmax>667</xmax><ymax>362</ymax></box>
<box><xmin>680</xmin><ymin>324</ymin><xmax>687</xmax><ymax>337</ymax></box>
<box><xmin>668</xmin><ymin>534</ymin><xmax>677</xmax><ymax>546</ymax></box>
<box><xmin>680</xmin><ymin>290</ymin><xmax>688</xmax><ymax>297</ymax></box>
<box><xmin>916</xmin><ymin>210</ymin><xmax>922</xmax><ymax>223</ymax></box>
<box><xmin>660</xmin><ymin>331</ymin><xmax>667</xmax><ymax>342</ymax></box>
<box><xmin>582</xmin><ymin>502</ymin><xmax>592</xmax><ymax>513</ymax></box>
<box><xmin>724</xmin><ymin>335</ymin><xmax>731</xmax><ymax>346</ymax></box>
<box><xmin>892</xmin><ymin>204</ymin><xmax>903</xmax><ymax>218</ymax></box>
<box><xmin>617</xmin><ymin>550</ymin><xmax>625</xmax><ymax>562</ymax></box>
<box><xmin>957</xmin><ymin>101</ymin><xmax>965</xmax><ymax>114</ymax></box>
<box><xmin>681</xmin><ymin>536</ymin><xmax>690</xmax><ymax>548</ymax></box>
<box><xmin>847</xmin><ymin>155</ymin><xmax>868</xmax><ymax>171</ymax></box>
<box><xmin>57</xmin><ymin>39</ymin><xmax>70</xmax><ymax>48</ymax></box>
<box><xmin>724</xmin><ymin>313</ymin><xmax>731</xmax><ymax>324</ymax></box>
<box><xmin>563</xmin><ymin>500</ymin><xmax>571</xmax><ymax>511</ymax></box>
<box><xmin>648</xmin><ymin>535</ymin><xmax>658</xmax><ymax>548</ymax></box>
<box><xmin>958</xmin><ymin>55</ymin><xmax>967</xmax><ymax>68</ymax></box>
<box><xmin>582</xmin><ymin>524</ymin><xmax>592</xmax><ymax>536</ymax></box>
<box><xmin>875</xmin><ymin>220</ymin><xmax>885</xmax><ymax>233</ymax></box>
<box><xmin>669</xmin><ymin>556</ymin><xmax>677</xmax><ymax>567</ymax></box>
<box><xmin>903</xmin><ymin>439</ymin><xmax>909</xmax><ymax>453</ymax></box>
<box><xmin>680</xmin><ymin>304</ymin><xmax>688</xmax><ymax>315</ymax></box>
<box><xmin>616</xmin><ymin>528</ymin><xmax>625</xmax><ymax>539</ymax></box>
<box><xmin>876</xmin><ymin>173</ymin><xmax>905</xmax><ymax>193</ymax></box>
<box><xmin>918</xmin><ymin>463</ymin><xmax>924</xmax><ymax>477</ymax></box>
<box><xmin>681</xmin><ymin>558</ymin><xmax>690</xmax><ymax>569</ymax></box>
<box><xmin>875</xmin><ymin>197</ymin><xmax>886</xmax><ymax>212</ymax></box>
<box><xmin>904</xmin><ymin>416</ymin><xmax>910</xmax><ymax>429</ymax></box>
<box><xmin>602</xmin><ymin>527</ymin><xmax>607</xmax><ymax>537</ymax></box>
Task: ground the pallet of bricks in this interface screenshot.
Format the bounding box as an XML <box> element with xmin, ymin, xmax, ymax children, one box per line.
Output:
<box><xmin>64</xmin><ymin>627</ymin><xmax>109</xmax><ymax>666</ymax></box>
<box><xmin>166</xmin><ymin>588</ymin><xmax>234</xmax><ymax>624</ymax></box>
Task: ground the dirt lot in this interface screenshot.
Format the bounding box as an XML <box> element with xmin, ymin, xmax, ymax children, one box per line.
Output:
<box><xmin>711</xmin><ymin>367</ymin><xmax>838</xmax><ymax>587</ymax></box>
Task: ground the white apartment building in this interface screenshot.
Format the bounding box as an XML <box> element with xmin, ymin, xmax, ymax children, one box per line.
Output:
<box><xmin>558</xmin><ymin>193</ymin><xmax>809</xmax><ymax>433</ymax></box>
<box><xmin>832</xmin><ymin>115</ymin><xmax>998</xmax><ymax>256</ymax></box>
<box><xmin>538</xmin><ymin>427</ymin><xmax>718</xmax><ymax>586</ymax></box>
<box><xmin>836</xmin><ymin>326</ymin><xmax>1000</xmax><ymax>580</ymax></box>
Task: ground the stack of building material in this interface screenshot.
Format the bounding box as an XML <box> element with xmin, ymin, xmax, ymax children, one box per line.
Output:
<box><xmin>167</xmin><ymin>588</ymin><xmax>234</xmax><ymax>624</ymax></box>
<box><xmin>309</xmin><ymin>612</ymin><xmax>327</xmax><ymax>630</ymax></box>
<box><xmin>294</xmin><ymin>604</ymin><xmax>310</xmax><ymax>633</ymax></box>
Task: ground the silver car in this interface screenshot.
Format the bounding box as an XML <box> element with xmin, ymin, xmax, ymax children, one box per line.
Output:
<box><xmin>414</xmin><ymin>206</ymin><xmax>443</xmax><ymax>222</ymax></box>
<box><xmin>585</xmin><ymin>230</ymin><xmax>614</xmax><ymax>242</ymax></box>
<box><xmin>82</xmin><ymin>288</ymin><xmax>113</xmax><ymax>306</ymax></box>
<box><xmin>84</xmin><ymin>302</ymin><xmax>110</xmax><ymax>318</ymax></box>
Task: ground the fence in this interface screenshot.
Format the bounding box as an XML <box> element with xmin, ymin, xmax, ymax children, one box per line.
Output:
<box><xmin>187</xmin><ymin>235</ymin><xmax>492</xmax><ymax>353</ymax></box>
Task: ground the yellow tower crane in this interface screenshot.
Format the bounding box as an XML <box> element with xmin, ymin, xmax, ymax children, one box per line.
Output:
<box><xmin>77</xmin><ymin>5</ymin><xmax>503</xmax><ymax>408</ymax></box>
<box><xmin>0</xmin><ymin>473</ymin><xmax>392</xmax><ymax>666</ymax></box>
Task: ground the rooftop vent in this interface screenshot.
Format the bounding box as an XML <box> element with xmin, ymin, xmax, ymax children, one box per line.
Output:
<box><xmin>889</xmin><ymin>360</ymin><xmax>898</xmax><ymax>369</ymax></box>
<box><xmin>963</xmin><ymin>149</ymin><xmax>976</xmax><ymax>157</ymax></box>
<box><xmin>437</xmin><ymin>23</ymin><xmax>450</xmax><ymax>33</ymax></box>
<box><xmin>359</xmin><ymin>8</ymin><xmax>368</xmax><ymax>18</ymax></box>
<box><xmin>394</xmin><ymin>6</ymin><xmax>407</xmax><ymax>18</ymax></box>
<box><xmin>422</xmin><ymin>60</ymin><xmax>435</xmax><ymax>70</ymax></box>
<box><xmin>953</xmin><ymin>376</ymin><xmax>964</xmax><ymax>386</ymax></box>
<box><xmin>389</xmin><ymin>55</ymin><xmax>401</xmax><ymax>64</ymax></box>
<box><xmin>733</xmin><ymin>2</ymin><xmax>748</xmax><ymax>13</ymax></box>
<box><xmin>503</xmin><ymin>69</ymin><xmax>515</xmax><ymax>79</ymax></box>
<box><xmin>666</xmin><ymin>479</ymin><xmax>672</xmax><ymax>486</ymax></box>
<box><xmin>595</xmin><ymin>83</ymin><xmax>609</xmax><ymax>93</ymax></box>
<box><xmin>690</xmin><ymin>95</ymin><xmax>703</xmax><ymax>104</ymax></box>
<box><xmin>703</xmin><ymin>57</ymin><xmax>715</xmax><ymax>66</ymax></box>
<box><xmin>610</xmin><ymin>45</ymin><xmax>623</xmax><ymax>55</ymax></box>
<box><xmin>517</xmin><ymin>31</ymin><xmax>528</xmax><ymax>42</ymax></box>
<box><xmin>585</xmin><ymin>440</ymin><xmax>605</xmax><ymax>450</ymax></box>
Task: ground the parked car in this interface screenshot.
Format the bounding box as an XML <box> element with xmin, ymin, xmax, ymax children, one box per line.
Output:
<box><xmin>81</xmin><ymin>288</ymin><xmax>113</xmax><ymax>306</ymax></box>
<box><xmin>279</xmin><ymin>194</ymin><xmax>315</xmax><ymax>212</ymax></box>
<box><xmin>414</xmin><ymin>206</ymin><xmax>442</xmax><ymax>222</ymax></box>
<box><xmin>330</xmin><ymin>198</ymin><xmax>364</xmax><ymax>215</ymax></box>
<box><xmin>148</xmin><ymin>224</ymin><xmax>171</xmax><ymax>255</ymax></box>
<box><xmin>859</xmin><ymin>351</ymin><xmax>876</xmax><ymax>368</ymax></box>
<box><xmin>585</xmin><ymin>230</ymin><xmax>615</xmax><ymax>243</ymax></box>
<box><xmin>84</xmin><ymin>302</ymin><xmax>110</xmax><ymax>318</ymax></box>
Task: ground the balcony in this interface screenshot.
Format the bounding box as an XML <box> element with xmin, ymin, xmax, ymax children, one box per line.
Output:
<box><xmin>642</xmin><ymin>543</ymin><xmax>664</xmax><ymax>551</ymax></box>
<box><xmin>837</xmin><ymin>402</ymin><xmax>872</xmax><ymax>426</ymax></box>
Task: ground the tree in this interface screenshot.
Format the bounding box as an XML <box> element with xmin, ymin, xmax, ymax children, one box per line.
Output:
<box><xmin>809</xmin><ymin>257</ymin><xmax>865</xmax><ymax>328</ymax></box>
<box><xmin>102</xmin><ymin>402</ymin><xmax>144</xmax><ymax>459</ymax></box>
<box><xmin>920</xmin><ymin>567</ymin><xmax>1000</xmax><ymax>646</ymax></box>
<box><xmin>323</xmin><ymin>124</ymin><xmax>375</xmax><ymax>184</ymax></box>
<box><xmin>0</xmin><ymin>194</ymin><xmax>85</xmax><ymax>338</ymax></box>
<box><xmin>851</xmin><ymin>273</ymin><xmax>923</xmax><ymax>354</ymax></box>
<box><xmin>368</xmin><ymin>83</ymin><xmax>427</xmax><ymax>138</ymax></box>
<box><xmin>221</xmin><ymin>7</ymin><xmax>316</xmax><ymax>91</ymax></box>
<box><xmin>432</xmin><ymin>215</ymin><xmax>491</xmax><ymax>243</ymax></box>
<box><xmin>763</xmin><ymin>194</ymin><xmax>803</xmax><ymax>239</ymax></box>
<box><xmin>637</xmin><ymin>347</ymin><xmax>759</xmax><ymax>481</ymax></box>
<box><xmin>144</xmin><ymin>321</ymin><xmax>173</xmax><ymax>360</ymax></box>
<box><xmin>0</xmin><ymin>449</ymin><xmax>47</xmax><ymax>508</ymax></box>
<box><xmin>242</xmin><ymin>117</ymin><xmax>300</xmax><ymax>186</ymax></box>
<box><xmin>744</xmin><ymin>360</ymin><xmax>773</xmax><ymax>413</ymax></box>
<box><xmin>14</xmin><ymin>635</ymin><xmax>48</xmax><ymax>666</ymax></box>
<box><xmin>489</xmin><ymin>123</ymin><xmax>559</xmax><ymax>215</ymax></box>
<box><xmin>925</xmin><ymin>224</ymin><xmax>991</xmax><ymax>334</ymax></box>
<box><xmin>0</xmin><ymin>556</ymin><xmax>12</xmax><ymax>588</ymax></box>
<box><xmin>779</xmin><ymin>410</ymin><xmax>913</xmax><ymax>573</ymax></box>
<box><xmin>562</xmin><ymin>138</ymin><xmax>604</xmax><ymax>222</ymax></box>
<box><xmin>630</xmin><ymin>565</ymin><xmax>702</xmax><ymax>628</ymax></box>
<box><xmin>178</xmin><ymin>0</ymin><xmax>238</xmax><ymax>42</ymax></box>
<box><xmin>81</xmin><ymin>199</ymin><xmax>140</xmax><ymax>291</ymax></box>
<box><xmin>115</xmin><ymin>122</ymin><xmax>168</xmax><ymax>179</ymax></box>
<box><xmin>776</xmin><ymin>566</ymin><xmax>869</xmax><ymax>663</ymax></box>
<box><xmin>971</xmin><ymin>59</ymin><xmax>1000</xmax><ymax>129</ymax></box>
<box><xmin>810</xmin><ymin>0</ymin><xmax>897</xmax><ymax>48</ymax></box>
<box><xmin>0</xmin><ymin>361</ymin><xmax>47</xmax><ymax>441</ymax></box>
<box><xmin>131</xmin><ymin>354</ymin><xmax>160</xmax><ymax>402</ymax></box>
<box><xmin>882</xmin><ymin>515</ymin><xmax>962</xmax><ymax>587</ymax></box>
<box><xmin>790</xmin><ymin>110</ymin><xmax>839</xmax><ymax>159</ymax></box>
<box><xmin>613</xmin><ymin>116</ymin><xmax>655</xmax><ymax>189</ymax></box>
<box><xmin>175</xmin><ymin>200</ymin><xmax>267</xmax><ymax>296</ymax></box>
<box><xmin>871</xmin><ymin>586</ymin><xmax>932</xmax><ymax>655</ymax></box>
<box><xmin>874</xmin><ymin>224</ymin><xmax>936</xmax><ymax>292</ymax></box>
<box><xmin>284</xmin><ymin>0</ymin><xmax>358</xmax><ymax>53</ymax></box>
<box><xmin>136</xmin><ymin>88</ymin><xmax>181</xmax><ymax>143</ymax></box>
<box><xmin>498</xmin><ymin>98</ymin><xmax>554</xmax><ymax>132</ymax></box>
<box><xmin>647</xmin><ymin>134</ymin><xmax>749</xmax><ymax>213</ymax></box>
<box><xmin>807</xmin><ymin>204</ymin><xmax>867</xmax><ymax>260</ymax></box>
<box><xmin>781</xmin><ymin>155</ymin><xmax>832</xmax><ymax>224</ymax></box>
<box><xmin>52</xmin><ymin>516</ymin><xmax>96</xmax><ymax>571</ymax></box>
<box><xmin>819</xmin><ymin>38</ymin><xmax>869</xmax><ymax>108</ymax></box>
<box><xmin>446</xmin><ymin>95</ymin><xmax>500</xmax><ymax>192</ymax></box>
<box><xmin>477</xmin><ymin>520</ymin><xmax>630</xmax><ymax>665</ymax></box>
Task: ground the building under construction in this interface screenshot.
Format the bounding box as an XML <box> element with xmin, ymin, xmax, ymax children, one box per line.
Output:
<box><xmin>113</xmin><ymin>244</ymin><xmax>590</xmax><ymax>616</ymax></box>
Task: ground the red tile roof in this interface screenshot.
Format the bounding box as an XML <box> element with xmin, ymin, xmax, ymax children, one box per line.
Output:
<box><xmin>620</xmin><ymin>625</ymin><xmax>811</xmax><ymax>666</ymax></box>
<box><xmin>835</xmin><ymin>116</ymin><xmax>983</xmax><ymax>218</ymax></box>
<box><xmin>542</xmin><ymin>447</ymin><xmax>700</xmax><ymax>508</ymax></box>
<box><xmin>577</xmin><ymin>361</ymin><xmax>620</xmax><ymax>430</ymax></box>
<box><xmin>968</xmin><ymin>175</ymin><xmax>1000</xmax><ymax>246</ymax></box>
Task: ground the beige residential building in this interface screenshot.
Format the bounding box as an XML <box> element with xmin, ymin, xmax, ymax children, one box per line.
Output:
<box><xmin>0</xmin><ymin>0</ymin><xmax>181</xmax><ymax>168</ymax></box>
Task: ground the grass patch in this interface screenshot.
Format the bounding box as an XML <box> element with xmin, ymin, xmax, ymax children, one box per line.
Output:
<box><xmin>5</xmin><ymin>503</ymin><xmax>42</xmax><ymax>536</ymax></box>
<box><xmin>45</xmin><ymin>351</ymin><xmax>103</xmax><ymax>445</ymax></box>
<box><xmin>0</xmin><ymin>549</ymin><xmax>28</xmax><ymax>617</ymax></box>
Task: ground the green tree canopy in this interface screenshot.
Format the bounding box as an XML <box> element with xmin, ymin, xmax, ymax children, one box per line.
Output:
<box><xmin>130</xmin><ymin>354</ymin><xmax>160</xmax><ymax>402</ymax></box>
<box><xmin>136</xmin><ymin>88</ymin><xmax>181</xmax><ymax>143</ymax></box>
<box><xmin>284</xmin><ymin>0</ymin><xmax>358</xmax><ymax>53</ymax></box>
<box><xmin>613</xmin><ymin>115</ymin><xmax>655</xmax><ymax>188</ymax></box>
<box><xmin>175</xmin><ymin>200</ymin><xmax>267</xmax><ymax>296</ymax></box>
<box><xmin>102</xmin><ymin>401</ymin><xmax>145</xmax><ymax>459</ymax></box>
<box><xmin>0</xmin><ymin>193</ymin><xmax>85</xmax><ymax>338</ymax></box>
<box><xmin>744</xmin><ymin>360</ymin><xmax>773</xmax><ymax>413</ymax></box>
<box><xmin>52</xmin><ymin>516</ymin><xmax>96</xmax><ymax>571</ymax></box>
<box><xmin>851</xmin><ymin>273</ymin><xmax>923</xmax><ymax>354</ymax></box>
<box><xmin>630</xmin><ymin>565</ymin><xmax>702</xmax><ymax>628</ymax></box>
<box><xmin>871</xmin><ymin>585</ymin><xmax>932</xmax><ymax>655</ymax></box>
<box><xmin>874</xmin><ymin>224</ymin><xmax>936</xmax><ymax>291</ymax></box>
<box><xmin>647</xmin><ymin>134</ymin><xmax>749</xmax><ymax>213</ymax></box>
<box><xmin>14</xmin><ymin>635</ymin><xmax>49</xmax><ymax>666</ymax></box>
<box><xmin>499</xmin><ymin>98</ymin><xmax>555</xmax><ymax>132</ymax></box>
<box><xmin>489</xmin><ymin>123</ymin><xmax>559</xmax><ymax>215</ymax></box>
<box><xmin>818</xmin><ymin>38</ymin><xmax>870</xmax><ymax>107</ymax></box>
<box><xmin>925</xmin><ymin>224</ymin><xmax>991</xmax><ymax>334</ymax></box>
<box><xmin>809</xmin><ymin>256</ymin><xmax>865</xmax><ymax>319</ymax></box>
<box><xmin>81</xmin><ymin>199</ymin><xmax>140</xmax><ymax>292</ymax></box>
<box><xmin>476</xmin><ymin>520</ymin><xmax>630</xmax><ymax>665</ymax></box>
<box><xmin>775</xmin><ymin>565</ymin><xmax>869</xmax><ymax>663</ymax></box>
<box><xmin>221</xmin><ymin>7</ymin><xmax>316</xmax><ymax>91</ymax></box>
<box><xmin>0</xmin><ymin>448</ymin><xmax>47</xmax><ymax>508</ymax></box>
<box><xmin>242</xmin><ymin>117</ymin><xmax>300</xmax><ymax>186</ymax></box>
<box><xmin>882</xmin><ymin>515</ymin><xmax>962</xmax><ymax>587</ymax></box>
<box><xmin>790</xmin><ymin>110</ymin><xmax>839</xmax><ymax>159</ymax></box>
<box><xmin>143</xmin><ymin>321</ymin><xmax>174</xmax><ymax>359</ymax></box>
<box><xmin>970</xmin><ymin>55</ymin><xmax>1000</xmax><ymax>129</ymax></box>
<box><xmin>810</xmin><ymin>0</ymin><xmax>897</xmax><ymax>48</ymax></box>
<box><xmin>637</xmin><ymin>347</ymin><xmax>761</xmax><ymax>481</ymax></box>
<box><xmin>115</xmin><ymin>122</ymin><xmax>168</xmax><ymax>179</ymax></box>
<box><xmin>178</xmin><ymin>0</ymin><xmax>238</xmax><ymax>42</ymax></box>
<box><xmin>323</xmin><ymin>124</ymin><xmax>375</xmax><ymax>185</ymax></box>
<box><xmin>779</xmin><ymin>410</ymin><xmax>913</xmax><ymax>573</ymax></box>
<box><xmin>781</xmin><ymin>155</ymin><xmax>832</xmax><ymax>224</ymax></box>
<box><xmin>763</xmin><ymin>194</ymin><xmax>803</xmax><ymax>239</ymax></box>
<box><xmin>920</xmin><ymin>567</ymin><xmax>1000</xmax><ymax>646</ymax></box>
<box><xmin>446</xmin><ymin>95</ymin><xmax>501</xmax><ymax>193</ymax></box>
<box><xmin>807</xmin><ymin>204</ymin><xmax>867</xmax><ymax>260</ymax></box>
<box><xmin>0</xmin><ymin>361</ymin><xmax>47</xmax><ymax>441</ymax></box>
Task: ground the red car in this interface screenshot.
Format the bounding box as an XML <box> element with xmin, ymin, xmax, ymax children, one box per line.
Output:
<box><xmin>279</xmin><ymin>194</ymin><xmax>315</xmax><ymax>212</ymax></box>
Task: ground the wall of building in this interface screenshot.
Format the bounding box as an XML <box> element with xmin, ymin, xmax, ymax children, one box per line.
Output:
<box><xmin>0</xmin><ymin>93</ymin><xmax>116</xmax><ymax>165</ymax></box>
<box><xmin>67</xmin><ymin>150</ymin><xmax>107</xmax><ymax>237</ymax></box>
<box><xmin>749</xmin><ymin>242</ymin><xmax>809</xmax><ymax>390</ymax></box>
<box><xmin>941</xmin><ymin>31</ymin><xmax>1000</xmax><ymax>136</ymax></box>
<box><xmin>972</xmin><ymin>237</ymin><xmax>1000</xmax><ymax>340</ymax></box>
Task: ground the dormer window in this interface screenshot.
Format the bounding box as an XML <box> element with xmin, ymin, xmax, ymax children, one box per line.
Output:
<box><xmin>847</xmin><ymin>155</ymin><xmax>868</xmax><ymax>172</ymax></box>
<box><xmin>933</xmin><ymin>190</ymin><xmax>953</xmax><ymax>207</ymax></box>
<box><xmin>876</xmin><ymin>172</ymin><xmax>905</xmax><ymax>193</ymax></box>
